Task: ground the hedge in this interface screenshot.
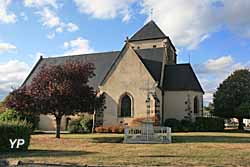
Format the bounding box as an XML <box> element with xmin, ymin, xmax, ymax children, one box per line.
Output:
<box><xmin>164</xmin><ymin>118</ymin><xmax>182</xmax><ymax>132</ymax></box>
<box><xmin>164</xmin><ymin>117</ymin><xmax>224</xmax><ymax>132</ymax></box>
<box><xmin>0</xmin><ymin>120</ymin><xmax>32</xmax><ymax>151</ymax></box>
<box><xmin>0</xmin><ymin>109</ymin><xmax>39</xmax><ymax>130</ymax></box>
<box><xmin>195</xmin><ymin>117</ymin><xmax>224</xmax><ymax>132</ymax></box>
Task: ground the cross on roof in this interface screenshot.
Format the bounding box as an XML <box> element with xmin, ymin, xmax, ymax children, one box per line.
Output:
<box><xmin>150</xmin><ymin>8</ymin><xmax>154</xmax><ymax>21</ymax></box>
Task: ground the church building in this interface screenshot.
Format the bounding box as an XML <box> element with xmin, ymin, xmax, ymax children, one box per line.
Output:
<box><xmin>23</xmin><ymin>21</ymin><xmax>204</xmax><ymax>130</ymax></box>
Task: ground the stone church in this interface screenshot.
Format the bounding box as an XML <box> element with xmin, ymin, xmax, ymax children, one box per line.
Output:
<box><xmin>23</xmin><ymin>21</ymin><xmax>204</xmax><ymax>130</ymax></box>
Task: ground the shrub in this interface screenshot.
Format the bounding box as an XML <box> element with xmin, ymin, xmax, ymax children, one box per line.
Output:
<box><xmin>95</xmin><ymin>126</ymin><xmax>124</xmax><ymax>133</ymax></box>
<box><xmin>68</xmin><ymin>119</ymin><xmax>83</xmax><ymax>133</ymax></box>
<box><xmin>180</xmin><ymin>119</ymin><xmax>195</xmax><ymax>132</ymax></box>
<box><xmin>0</xmin><ymin>120</ymin><xmax>32</xmax><ymax>151</ymax></box>
<box><xmin>0</xmin><ymin>109</ymin><xmax>39</xmax><ymax>130</ymax></box>
<box><xmin>95</xmin><ymin>126</ymin><xmax>105</xmax><ymax>133</ymax></box>
<box><xmin>164</xmin><ymin>118</ymin><xmax>181</xmax><ymax>132</ymax></box>
<box><xmin>68</xmin><ymin>116</ymin><xmax>93</xmax><ymax>133</ymax></box>
<box><xmin>164</xmin><ymin>118</ymin><xmax>196</xmax><ymax>132</ymax></box>
<box><xmin>131</xmin><ymin>117</ymin><xmax>158</xmax><ymax>126</ymax></box>
<box><xmin>195</xmin><ymin>117</ymin><xmax>224</xmax><ymax>132</ymax></box>
<box><xmin>80</xmin><ymin>116</ymin><xmax>93</xmax><ymax>133</ymax></box>
<box><xmin>0</xmin><ymin>109</ymin><xmax>19</xmax><ymax>121</ymax></box>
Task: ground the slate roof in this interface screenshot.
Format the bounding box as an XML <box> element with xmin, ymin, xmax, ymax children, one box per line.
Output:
<box><xmin>135</xmin><ymin>47</ymin><xmax>164</xmax><ymax>62</ymax></box>
<box><xmin>22</xmin><ymin>48</ymin><xmax>203</xmax><ymax>93</ymax></box>
<box><xmin>23</xmin><ymin>51</ymin><xmax>119</xmax><ymax>89</ymax></box>
<box><xmin>140</xmin><ymin>59</ymin><xmax>162</xmax><ymax>81</ymax></box>
<box><xmin>135</xmin><ymin>48</ymin><xmax>163</xmax><ymax>81</ymax></box>
<box><xmin>129</xmin><ymin>20</ymin><xmax>167</xmax><ymax>42</ymax></box>
<box><xmin>135</xmin><ymin>49</ymin><xmax>203</xmax><ymax>93</ymax></box>
<box><xmin>163</xmin><ymin>64</ymin><xmax>204</xmax><ymax>93</ymax></box>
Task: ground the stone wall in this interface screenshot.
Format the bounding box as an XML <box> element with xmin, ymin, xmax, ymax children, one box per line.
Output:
<box><xmin>100</xmin><ymin>46</ymin><xmax>159</xmax><ymax>126</ymax></box>
<box><xmin>164</xmin><ymin>91</ymin><xmax>203</xmax><ymax>121</ymax></box>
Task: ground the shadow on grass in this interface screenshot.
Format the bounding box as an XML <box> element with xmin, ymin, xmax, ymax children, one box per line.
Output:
<box><xmin>139</xmin><ymin>155</ymin><xmax>182</xmax><ymax>158</ymax></box>
<box><xmin>0</xmin><ymin>149</ymin><xmax>95</xmax><ymax>159</ymax></box>
<box><xmin>91</xmin><ymin>136</ymin><xmax>123</xmax><ymax>143</ymax></box>
<box><xmin>173</xmin><ymin>135</ymin><xmax>250</xmax><ymax>143</ymax></box>
<box><xmin>139</xmin><ymin>154</ymin><xmax>218</xmax><ymax>158</ymax></box>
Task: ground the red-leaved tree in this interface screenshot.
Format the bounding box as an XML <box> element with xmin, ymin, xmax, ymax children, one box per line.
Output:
<box><xmin>5</xmin><ymin>61</ymin><xmax>105</xmax><ymax>138</ymax></box>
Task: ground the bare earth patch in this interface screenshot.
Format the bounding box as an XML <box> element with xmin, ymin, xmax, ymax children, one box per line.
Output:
<box><xmin>1</xmin><ymin>132</ymin><xmax>250</xmax><ymax>166</ymax></box>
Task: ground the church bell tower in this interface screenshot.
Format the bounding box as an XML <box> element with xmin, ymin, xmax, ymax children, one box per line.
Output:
<box><xmin>127</xmin><ymin>20</ymin><xmax>177</xmax><ymax>65</ymax></box>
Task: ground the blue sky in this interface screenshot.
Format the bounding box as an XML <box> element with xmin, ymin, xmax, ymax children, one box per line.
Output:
<box><xmin>1</xmin><ymin>0</ymin><xmax>250</xmax><ymax>104</ymax></box>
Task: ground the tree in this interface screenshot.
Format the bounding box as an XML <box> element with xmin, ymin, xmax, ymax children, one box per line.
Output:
<box><xmin>213</xmin><ymin>69</ymin><xmax>250</xmax><ymax>130</ymax></box>
<box><xmin>5</xmin><ymin>61</ymin><xmax>105</xmax><ymax>138</ymax></box>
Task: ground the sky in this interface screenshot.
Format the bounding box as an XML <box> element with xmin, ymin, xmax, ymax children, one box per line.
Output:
<box><xmin>0</xmin><ymin>0</ymin><xmax>250</xmax><ymax>105</ymax></box>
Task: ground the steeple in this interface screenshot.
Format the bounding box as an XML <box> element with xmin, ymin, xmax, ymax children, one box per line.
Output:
<box><xmin>128</xmin><ymin>20</ymin><xmax>167</xmax><ymax>42</ymax></box>
<box><xmin>128</xmin><ymin>20</ymin><xmax>177</xmax><ymax>65</ymax></box>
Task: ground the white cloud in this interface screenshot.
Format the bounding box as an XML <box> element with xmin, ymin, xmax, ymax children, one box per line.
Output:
<box><xmin>0</xmin><ymin>42</ymin><xmax>17</xmax><ymax>53</ymax></box>
<box><xmin>203</xmin><ymin>92</ymin><xmax>213</xmax><ymax>105</ymax></box>
<box><xmin>47</xmin><ymin>32</ymin><xmax>55</xmax><ymax>39</ymax></box>
<box><xmin>36</xmin><ymin>7</ymin><xmax>79</xmax><ymax>38</ymax></box>
<box><xmin>141</xmin><ymin>0</ymin><xmax>220</xmax><ymax>49</ymax></box>
<box><xmin>0</xmin><ymin>0</ymin><xmax>17</xmax><ymax>24</ymax></box>
<box><xmin>67</xmin><ymin>22</ymin><xmax>79</xmax><ymax>32</ymax></box>
<box><xmin>63</xmin><ymin>37</ymin><xmax>94</xmax><ymax>55</ymax></box>
<box><xmin>38</xmin><ymin>7</ymin><xmax>60</xmax><ymax>28</ymax></box>
<box><xmin>0</xmin><ymin>60</ymin><xmax>30</xmax><ymax>99</ymax></box>
<box><xmin>20</xmin><ymin>12</ymin><xmax>28</xmax><ymax>21</ymax></box>
<box><xmin>205</xmin><ymin>56</ymin><xmax>233</xmax><ymax>72</ymax></box>
<box><xmin>23</xmin><ymin>0</ymin><xmax>58</xmax><ymax>8</ymax></box>
<box><xmin>222</xmin><ymin>0</ymin><xmax>250</xmax><ymax>38</ymax></box>
<box><xmin>24</xmin><ymin>1</ymin><xmax>78</xmax><ymax>39</ymax></box>
<box><xmin>140</xmin><ymin>0</ymin><xmax>250</xmax><ymax>49</ymax></box>
<box><xmin>194</xmin><ymin>55</ymin><xmax>250</xmax><ymax>105</ymax></box>
<box><xmin>55</xmin><ymin>26</ymin><xmax>63</xmax><ymax>33</ymax></box>
<box><xmin>74</xmin><ymin>0</ymin><xmax>135</xmax><ymax>22</ymax></box>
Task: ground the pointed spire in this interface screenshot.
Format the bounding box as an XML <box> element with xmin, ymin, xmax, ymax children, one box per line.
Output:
<box><xmin>128</xmin><ymin>20</ymin><xmax>167</xmax><ymax>42</ymax></box>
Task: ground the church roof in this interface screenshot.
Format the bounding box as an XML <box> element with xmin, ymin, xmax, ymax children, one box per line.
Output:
<box><xmin>135</xmin><ymin>48</ymin><xmax>163</xmax><ymax>81</ymax></box>
<box><xmin>22</xmin><ymin>48</ymin><xmax>203</xmax><ymax>93</ymax></box>
<box><xmin>22</xmin><ymin>51</ymin><xmax>119</xmax><ymax>89</ymax></box>
<box><xmin>163</xmin><ymin>64</ymin><xmax>204</xmax><ymax>93</ymax></box>
<box><xmin>129</xmin><ymin>20</ymin><xmax>167</xmax><ymax>42</ymax></box>
<box><xmin>135</xmin><ymin>49</ymin><xmax>203</xmax><ymax>93</ymax></box>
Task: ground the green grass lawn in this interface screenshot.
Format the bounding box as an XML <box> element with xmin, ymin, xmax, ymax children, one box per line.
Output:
<box><xmin>2</xmin><ymin>132</ymin><xmax>250</xmax><ymax>166</ymax></box>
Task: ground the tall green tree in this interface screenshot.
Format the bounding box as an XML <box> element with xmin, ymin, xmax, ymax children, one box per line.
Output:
<box><xmin>5</xmin><ymin>61</ymin><xmax>105</xmax><ymax>138</ymax></box>
<box><xmin>213</xmin><ymin>69</ymin><xmax>250</xmax><ymax>130</ymax></box>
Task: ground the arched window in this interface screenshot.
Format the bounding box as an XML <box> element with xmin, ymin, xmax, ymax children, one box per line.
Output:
<box><xmin>194</xmin><ymin>96</ymin><xmax>199</xmax><ymax>114</ymax></box>
<box><xmin>120</xmin><ymin>94</ymin><xmax>132</xmax><ymax>117</ymax></box>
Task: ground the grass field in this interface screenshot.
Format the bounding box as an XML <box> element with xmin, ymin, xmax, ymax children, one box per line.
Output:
<box><xmin>2</xmin><ymin>132</ymin><xmax>250</xmax><ymax>166</ymax></box>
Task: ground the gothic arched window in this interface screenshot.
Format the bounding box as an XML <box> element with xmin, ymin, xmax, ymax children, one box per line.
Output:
<box><xmin>194</xmin><ymin>96</ymin><xmax>199</xmax><ymax>114</ymax></box>
<box><xmin>120</xmin><ymin>94</ymin><xmax>132</xmax><ymax>117</ymax></box>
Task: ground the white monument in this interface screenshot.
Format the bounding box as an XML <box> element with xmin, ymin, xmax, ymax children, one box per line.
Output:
<box><xmin>124</xmin><ymin>81</ymin><xmax>171</xmax><ymax>144</ymax></box>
